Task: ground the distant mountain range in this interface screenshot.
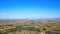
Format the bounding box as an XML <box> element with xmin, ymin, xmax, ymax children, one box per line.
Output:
<box><xmin>0</xmin><ymin>18</ymin><xmax>60</xmax><ymax>22</ymax></box>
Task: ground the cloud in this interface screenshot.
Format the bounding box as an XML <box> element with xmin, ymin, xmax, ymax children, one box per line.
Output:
<box><xmin>2</xmin><ymin>13</ymin><xmax>8</xmax><ymax>16</ymax></box>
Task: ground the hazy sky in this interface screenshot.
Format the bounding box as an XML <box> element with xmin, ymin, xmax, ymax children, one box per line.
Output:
<box><xmin>0</xmin><ymin>0</ymin><xmax>60</xmax><ymax>19</ymax></box>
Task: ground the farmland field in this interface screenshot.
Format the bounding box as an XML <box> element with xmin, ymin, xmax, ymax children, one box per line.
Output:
<box><xmin>0</xmin><ymin>20</ymin><xmax>60</xmax><ymax>34</ymax></box>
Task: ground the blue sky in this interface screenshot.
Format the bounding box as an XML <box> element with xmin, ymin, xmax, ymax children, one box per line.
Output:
<box><xmin>0</xmin><ymin>0</ymin><xmax>60</xmax><ymax>19</ymax></box>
